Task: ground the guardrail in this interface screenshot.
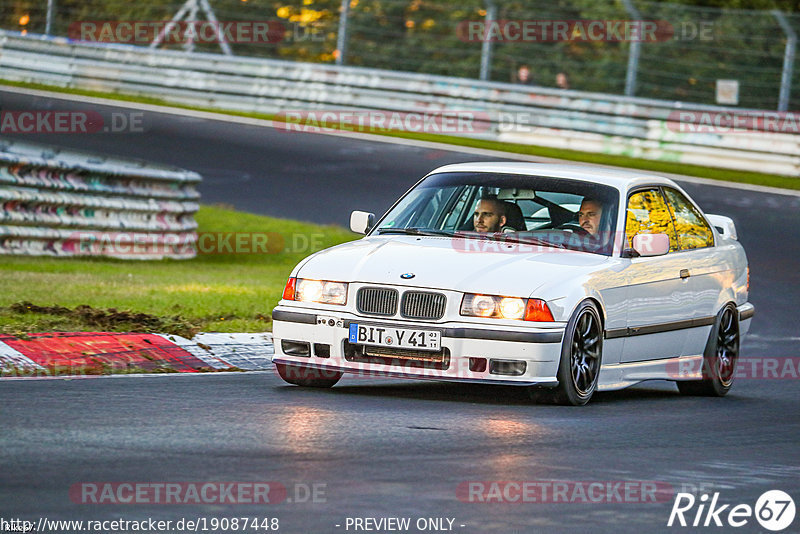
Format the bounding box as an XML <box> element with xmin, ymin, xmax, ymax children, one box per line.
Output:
<box><xmin>0</xmin><ymin>136</ymin><xmax>200</xmax><ymax>259</ymax></box>
<box><xmin>1</xmin><ymin>30</ymin><xmax>799</xmax><ymax>176</ymax></box>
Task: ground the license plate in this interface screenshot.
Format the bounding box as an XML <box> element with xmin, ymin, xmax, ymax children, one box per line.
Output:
<box><xmin>349</xmin><ymin>323</ymin><xmax>441</xmax><ymax>352</ymax></box>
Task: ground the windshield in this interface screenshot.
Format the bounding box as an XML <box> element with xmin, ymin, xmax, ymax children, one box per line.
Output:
<box><xmin>375</xmin><ymin>172</ymin><xmax>619</xmax><ymax>256</ymax></box>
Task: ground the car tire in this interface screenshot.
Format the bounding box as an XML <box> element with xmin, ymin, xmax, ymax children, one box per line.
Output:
<box><xmin>677</xmin><ymin>303</ymin><xmax>739</xmax><ymax>397</ymax></box>
<box><xmin>276</xmin><ymin>362</ymin><xmax>343</xmax><ymax>388</ymax></box>
<box><xmin>530</xmin><ymin>300</ymin><xmax>603</xmax><ymax>406</ymax></box>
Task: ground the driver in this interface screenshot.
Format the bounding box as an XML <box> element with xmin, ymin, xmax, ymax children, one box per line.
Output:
<box><xmin>577</xmin><ymin>198</ymin><xmax>603</xmax><ymax>237</ymax></box>
<box><xmin>473</xmin><ymin>196</ymin><xmax>507</xmax><ymax>233</ymax></box>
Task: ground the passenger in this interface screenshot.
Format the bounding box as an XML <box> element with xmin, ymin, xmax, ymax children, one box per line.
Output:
<box><xmin>473</xmin><ymin>196</ymin><xmax>507</xmax><ymax>233</ymax></box>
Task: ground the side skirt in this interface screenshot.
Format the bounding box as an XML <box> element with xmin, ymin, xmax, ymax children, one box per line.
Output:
<box><xmin>597</xmin><ymin>354</ymin><xmax>705</xmax><ymax>391</ymax></box>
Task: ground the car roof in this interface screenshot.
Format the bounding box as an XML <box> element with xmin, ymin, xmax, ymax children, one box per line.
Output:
<box><xmin>426</xmin><ymin>162</ymin><xmax>678</xmax><ymax>191</ymax></box>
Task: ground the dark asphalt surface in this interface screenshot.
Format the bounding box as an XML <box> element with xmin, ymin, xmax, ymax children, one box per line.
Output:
<box><xmin>1</xmin><ymin>90</ymin><xmax>799</xmax><ymax>533</ymax></box>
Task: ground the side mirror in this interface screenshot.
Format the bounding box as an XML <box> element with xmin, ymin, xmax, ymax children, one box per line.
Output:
<box><xmin>350</xmin><ymin>211</ymin><xmax>375</xmax><ymax>234</ymax></box>
<box><xmin>706</xmin><ymin>214</ymin><xmax>738</xmax><ymax>240</ymax></box>
<box><xmin>632</xmin><ymin>233</ymin><xmax>670</xmax><ymax>257</ymax></box>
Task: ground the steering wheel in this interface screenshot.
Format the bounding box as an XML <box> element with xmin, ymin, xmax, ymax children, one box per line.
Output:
<box><xmin>559</xmin><ymin>222</ymin><xmax>590</xmax><ymax>236</ymax></box>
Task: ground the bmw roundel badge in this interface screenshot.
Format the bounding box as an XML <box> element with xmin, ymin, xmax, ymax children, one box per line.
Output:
<box><xmin>400</xmin><ymin>273</ymin><xmax>415</xmax><ymax>279</ymax></box>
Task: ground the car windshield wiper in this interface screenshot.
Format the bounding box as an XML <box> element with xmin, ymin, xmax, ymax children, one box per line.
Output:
<box><xmin>500</xmin><ymin>235</ymin><xmax>566</xmax><ymax>249</ymax></box>
<box><xmin>376</xmin><ymin>227</ymin><xmax>455</xmax><ymax>237</ymax></box>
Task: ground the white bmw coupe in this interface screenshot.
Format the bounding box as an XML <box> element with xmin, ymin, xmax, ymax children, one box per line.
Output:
<box><xmin>272</xmin><ymin>163</ymin><xmax>753</xmax><ymax>405</ymax></box>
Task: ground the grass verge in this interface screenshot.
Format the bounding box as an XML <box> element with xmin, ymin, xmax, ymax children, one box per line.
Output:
<box><xmin>0</xmin><ymin>205</ymin><xmax>356</xmax><ymax>335</ymax></box>
<box><xmin>2</xmin><ymin>79</ymin><xmax>798</xmax><ymax>191</ymax></box>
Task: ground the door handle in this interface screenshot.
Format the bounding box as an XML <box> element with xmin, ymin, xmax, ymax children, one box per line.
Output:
<box><xmin>680</xmin><ymin>269</ymin><xmax>690</xmax><ymax>279</ymax></box>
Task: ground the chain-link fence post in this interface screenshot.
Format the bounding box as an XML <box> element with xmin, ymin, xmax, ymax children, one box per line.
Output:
<box><xmin>336</xmin><ymin>0</ymin><xmax>350</xmax><ymax>65</ymax></box>
<box><xmin>772</xmin><ymin>10</ymin><xmax>796</xmax><ymax>112</ymax></box>
<box><xmin>45</xmin><ymin>0</ymin><xmax>55</xmax><ymax>35</ymax></box>
<box><xmin>479</xmin><ymin>0</ymin><xmax>496</xmax><ymax>81</ymax></box>
<box><xmin>622</xmin><ymin>0</ymin><xmax>641</xmax><ymax>97</ymax></box>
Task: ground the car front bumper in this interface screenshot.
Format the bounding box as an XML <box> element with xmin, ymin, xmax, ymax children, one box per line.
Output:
<box><xmin>271</xmin><ymin>306</ymin><xmax>565</xmax><ymax>386</ymax></box>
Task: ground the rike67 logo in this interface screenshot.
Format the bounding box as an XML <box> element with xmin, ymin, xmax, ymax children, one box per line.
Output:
<box><xmin>668</xmin><ymin>490</ymin><xmax>795</xmax><ymax>531</ymax></box>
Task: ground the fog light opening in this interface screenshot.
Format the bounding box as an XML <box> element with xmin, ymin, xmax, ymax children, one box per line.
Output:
<box><xmin>489</xmin><ymin>359</ymin><xmax>526</xmax><ymax>376</ymax></box>
<box><xmin>281</xmin><ymin>340</ymin><xmax>311</xmax><ymax>357</ymax></box>
<box><xmin>313</xmin><ymin>343</ymin><xmax>331</xmax><ymax>358</ymax></box>
<box><xmin>468</xmin><ymin>357</ymin><xmax>487</xmax><ymax>373</ymax></box>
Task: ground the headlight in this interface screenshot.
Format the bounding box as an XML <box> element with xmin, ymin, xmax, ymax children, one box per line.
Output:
<box><xmin>469</xmin><ymin>294</ymin><xmax>498</xmax><ymax>317</ymax></box>
<box><xmin>499</xmin><ymin>297</ymin><xmax>526</xmax><ymax>319</ymax></box>
<box><xmin>283</xmin><ymin>277</ymin><xmax>348</xmax><ymax>305</ymax></box>
<box><xmin>460</xmin><ymin>293</ymin><xmax>554</xmax><ymax>321</ymax></box>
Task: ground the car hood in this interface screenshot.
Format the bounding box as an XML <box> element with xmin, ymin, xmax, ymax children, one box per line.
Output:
<box><xmin>295</xmin><ymin>236</ymin><xmax>611</xmax><ymax>297</ymax></box>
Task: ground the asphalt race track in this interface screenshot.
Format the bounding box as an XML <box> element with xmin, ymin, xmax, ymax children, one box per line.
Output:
<box><xmin>1</xmin><ymin>89</ymin><xmax>799</xmax><ymax>533</ymax></box>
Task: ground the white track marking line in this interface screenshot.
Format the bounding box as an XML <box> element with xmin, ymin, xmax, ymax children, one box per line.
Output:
<box><xmin>0</xmin><ymin>340</ymin><xmax>46</xmax><ymax>370</ymax></box>
<box><xmin>154</xmin><ymin>332</ymin><xmax>274</xmax><ymax>370</ymax></box>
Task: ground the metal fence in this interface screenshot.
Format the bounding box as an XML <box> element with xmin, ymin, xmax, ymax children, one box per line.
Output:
<box><xmin>3</xmin><ymin>0</ymin><xmax>800</xmax><ymax>110</ymax></box>
<box><xmin>0</xmin><ymin>136</ymin><xmax>201</xmax><ymax>259</ymax></box>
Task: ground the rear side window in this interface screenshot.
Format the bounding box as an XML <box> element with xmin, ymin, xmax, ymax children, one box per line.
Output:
<box><xmin>663</xmin><ymin>188</ymin><xmax>714</xmax><ymax>250</ymax></box>
<box><xmin>625</xmin><ymin>189</ymin><xmax>679</xmax><ymax>252</ymax></box>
